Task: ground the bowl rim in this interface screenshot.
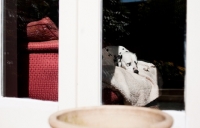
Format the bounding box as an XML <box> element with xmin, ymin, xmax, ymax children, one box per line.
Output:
<box><xmin>49</xmin><ymin>105</ymin><xmax>173</xmax><ymax>128</ymax></box>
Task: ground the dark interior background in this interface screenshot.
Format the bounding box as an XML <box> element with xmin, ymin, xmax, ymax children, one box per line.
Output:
<box><xmin>103</xmin><ymin>0</ymin><xmax>186</xmax><ymax>89</ymax></box>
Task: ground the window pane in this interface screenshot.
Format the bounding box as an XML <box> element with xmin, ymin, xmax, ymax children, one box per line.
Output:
<box><xmin>102</xmin><ymin>0</ymin><xmax>186</xmax><ymax>110</ymax></box>
<box><xmin>2</xmin><ymin>0</ymin><xmax>59</xmax><ymax>101</ymax></box>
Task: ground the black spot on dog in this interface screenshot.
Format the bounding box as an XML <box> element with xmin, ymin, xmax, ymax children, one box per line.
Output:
<box><xmin>106</xmin><ymin>49</ymin><xmax>109</xmax><ymax>52</ymax></box>
<box><xmin>126</xmin><ymin>51</ymin><xmax>128</xmax><ymax>52</ymax></box>
<box><xmin>119</xmin><ymin>52</ymin><xmax>121</xmax><ymax>55</ymax></box>
<box><xmin>108</xmin><ymin>54</ymin><xmax>112</xmax><ymax>57</ymax></box>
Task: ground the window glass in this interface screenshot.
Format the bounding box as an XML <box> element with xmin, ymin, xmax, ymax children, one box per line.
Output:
<box><xmin>102</xmin><ymin>0</ymin><xmax>186</xmax><ymax>110</ymax></box>
<box><xmin>2</xmin><ymin>0</ymin><xmax>59</xmax><ymax>100</ymax></box>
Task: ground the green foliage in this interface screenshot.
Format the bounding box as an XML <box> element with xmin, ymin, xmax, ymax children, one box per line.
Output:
<box><xmin>103</xmin><ymin>0</ymin><xmax>131</xmax><ymax>43</ymax></box>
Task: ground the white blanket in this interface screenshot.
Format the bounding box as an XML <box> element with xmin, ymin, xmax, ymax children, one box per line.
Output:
<box><xmin>102</xmin><ymin>61</ymin><xmax>159</xmax><ymax>106</ymax></box>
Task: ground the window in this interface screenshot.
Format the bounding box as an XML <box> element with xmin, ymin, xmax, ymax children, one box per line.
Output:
<box><xmin>0</xmin><ymin>0</ymin><xmax>102</xmax><ymax>109</ymax></box>
<box><xmin>102</xmin><ymin>0</ymin><xmax>186</xmax><ymax>110</ymax></box>
<box><xmin>1</xmin><ymin>0</ymin><xmax>200</xmax><ymax>127</ymax></box>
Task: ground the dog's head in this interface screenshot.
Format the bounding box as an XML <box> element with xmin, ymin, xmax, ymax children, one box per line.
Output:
<box><xmin>119</xmin><ymin>52</ymin><xmax>139</xmax><ymax>74</ymax></box>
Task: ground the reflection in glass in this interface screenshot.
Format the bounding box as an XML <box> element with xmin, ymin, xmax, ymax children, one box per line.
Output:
<box><xmin>3</xmin><ymin>0</ymin><xmax>59</xmax><ymax>101</ymax></box>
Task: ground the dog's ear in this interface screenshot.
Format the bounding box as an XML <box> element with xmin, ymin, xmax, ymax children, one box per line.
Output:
<box><xmin>117</xmin><ymin>55</ymin><xmax>122</xmax><ymax>60</ymax></box>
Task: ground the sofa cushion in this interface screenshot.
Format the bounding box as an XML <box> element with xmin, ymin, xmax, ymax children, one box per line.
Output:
<box><xmin>29</xmin><ymin>52</ymin><xmax>58</xmax><ymax>101</ymax></box>
<box><xmin>27</xmin><ymin>17</ymin><xmax>58</xmax><ymax>41</ymax></box>
<box><xmin>27</xmin><ymin>40</ymin><xmax>58</xmax><ymax>52</ymax></box>
<box><xmin>28</xmin><ymin>40</ymin><xmax>58</xmax><ymax>101</ymax></box>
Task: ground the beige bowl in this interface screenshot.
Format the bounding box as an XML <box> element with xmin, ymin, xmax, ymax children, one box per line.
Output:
<box><xmin>49</xmin><ymin>105</ymin><xmax>173</xmax><ymax>128</ymax></box>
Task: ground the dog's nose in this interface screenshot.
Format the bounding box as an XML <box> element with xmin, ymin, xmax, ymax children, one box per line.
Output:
<box><xmin>134</xmin><ymin>70</ymin><xmax>139</xmax><ymax>74</ymax></box>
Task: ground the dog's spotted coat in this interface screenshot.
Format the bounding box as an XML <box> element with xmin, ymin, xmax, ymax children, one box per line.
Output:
<box><xmin>102</xmin><ymin>46</ymin><xmax>139</xmax><ymax>74</ymax></box>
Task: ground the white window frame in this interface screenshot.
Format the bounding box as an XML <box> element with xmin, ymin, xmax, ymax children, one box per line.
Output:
<box><xmin>1</xmin><ymin>0</ymin><xmax>200</xmax><ymax>127</ymax></box>
<box><xmin>59</xmin><ymin>0</ymin><xmax>102</xmax><ymax>109</ymax></box>
<box><xmin>185</xmin><ymin>0</ymin><xmax>200</xmax><ymax>127</ymax></box>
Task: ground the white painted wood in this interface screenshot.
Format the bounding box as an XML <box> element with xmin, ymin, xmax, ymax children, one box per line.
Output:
<box><xmin>59</xmin><ymin>0</ymin><xmax>78</xmax><ymax>110</ymax></box>
<box><xmin>77</xmin><ymin>0</ymin><xmax>102</xmax><ymax>107</ymax></box>
<box><xmin>185</xmin><ymin>0</ymin><xmax>200</xmax><ymax>127</ymax></box>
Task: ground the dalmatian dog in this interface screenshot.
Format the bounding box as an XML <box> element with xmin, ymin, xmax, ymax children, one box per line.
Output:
<box><xmin>102</xmin><ymin>46</ymin><xmax>139</xmax><ymax>74</ymax></box>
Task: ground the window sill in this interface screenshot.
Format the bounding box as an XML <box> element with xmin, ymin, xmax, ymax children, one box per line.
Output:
<box><xmin>0</xmin><ymin>97</ymin><xmax>185</xmax><ymax>128</ymax></box>
<box><xmin>0</xmin><ymin>97</ymin><xmax>58</xmax><ymax>128</ymax></box>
